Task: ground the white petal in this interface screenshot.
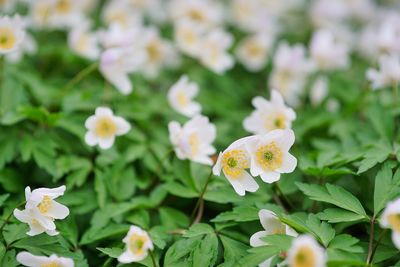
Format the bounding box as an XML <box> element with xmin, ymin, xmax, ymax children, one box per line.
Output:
<box><xmin>274</xmin><ymin>129</ymin><xmax>295</xmax><ymax>151</ymax></box>
<box><xmin>27</xmin><ymin>223</ymin><xmax>45</xmax><ymax>236</ymax></box>
<box><xmin>212</xmin><ymin>152</ymin><xmax>223</xmax><ymax>176</ymax></box>
<box><xmin>115</xmin><ymin>117</ymin><xmax>131</xmax><ymax>135</ymax></box>
<box><xmin>225</xmin><ymin>175</ymin><xmax>245</xmax><ymax>196</ymax></box>
<box><xmin>259</xmin><ymin>258</ymin><xmax>273</xmax><ymax>267</ymax></box>
<box><xmin>278</xmin><ymin>153</ymin><xmax>297</xmax><ymax>173</ymax></box>
<box><xmin>250</xmin><ymin>231</ymin><xmax>267</xmax><ymax>247</ymax></box>
<box><xmin>260</xmin><ymin>171</ymin><xmax>281</xmax><ymax>183</ymax></box>
<box><xmin>95</xmin><ymin>107</ymin><xmax>113</xmax><ymax>117</ymax></box>
<box><xmin>17</xmin><ymin>252</ymin><xmax>48</xmax><ymax>266</ymax></box>
<box><xmin>85</xmin><ymin>131</ymin><xmax>98</xmax><ymax>146</ymax></box>
<box><xmin>84</xmin><ymin>116</ymin><xmax>96</xmax><ymax>130</ymax></box>
<box><xmin>14</xmin><ymin>209</ymin><xmax>30</xmax><ymax>223</ymax></box>
<box><xmin>392</xmin><ymin>232</ymin><xmax>400</xmax><ymax>250</ymax></box>
<box><xmin>258</xmin><ymin>209</ymin><xmax>278</xmax><ymax>230</ymax></box>
<box><xmin>238</xmin><ymin>171</ymin><xmax>259</xmax><ymax>193</ymax></box>
<box><xmin>32</xmin><ymin>186</ymin><xmax>66</xmax><ymax>200</ymax></box>
<box><xmin>46</xmin><ymin>201</ymin><xmax>70</xmax><ymax>219</ymax></box>
<box><xmin>98</xmin><ymin>137</ymin><xmax>115</xmax><ymax>149</ymax></box>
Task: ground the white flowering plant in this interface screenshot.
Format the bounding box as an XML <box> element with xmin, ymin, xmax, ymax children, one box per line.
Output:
<box><xmin>0</xmin><ymin>1</ymin><xmax>400</xmax><ymax>267</ymax></box>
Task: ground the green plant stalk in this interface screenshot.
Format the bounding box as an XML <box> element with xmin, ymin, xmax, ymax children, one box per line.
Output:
<box><xmin>190</xmin><ymin>169</ymin><xmax>213</xmax><ymax>224</ymax></box>
<box><xmin>62</xmin><ymin>62</ymin><xmax>98</xmax><ymax>94</ymax></box>
<box><xmin>149</xmin><ymin>250</ymin><xmax>157</xmax><ymax>267</ymax></box>
<box><xmin>366</xmin><ymin>215</ymin><xmax>376</xmax><ymax>264</ymax></box>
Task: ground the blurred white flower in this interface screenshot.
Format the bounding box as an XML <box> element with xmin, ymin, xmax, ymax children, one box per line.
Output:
<box><xmin>68</xmin><ymin>21</ymin><xmax>100</xmax><ymax>60</ymax></box>
<box><xmin>14</xmin><ymin>185</ymin><xmax>69</xmax><ymax>236</ymax></box>
<box><xmin>236</xmin><ymin>32</ymin><xmax>273</xmax><ymax>72</ymax></box>
<box><xmin>243</xmin><ymin>90</ymin><xmax>296</xmax><ymax>135</ymax></box>
<box><xmin>6</xmin><ymin>27</ymin><xmax>36</xmax><ymax>63</ymax></box>
<box><xmin>174</xmin><ymin>19</ymin><xmax>205</xmax><ymax>57</ymax></box>
<box><xmin>17</xmin><ymin>252</ymin><xmax>74</xmax><ymax>267</ymax></box>
<box><xmin>85</xmin><ymin>107</ymin><xmax>130</xmax><ymax>149</ymax></box>
<box><xmin>380</xmin><ymin>198</ymin><xmax>400</xmax><ymax>249</ymax></box>
<box><xmin>310</xmin><ymin>29</ymin><xmax>349</xmax><ymax>71</ymax></box>
<box><xmin>118</xmin><ymin>225</ymin><xmax>154</xmax><ymax>263</ymax></box>
<box><xmin>169</xmin><ymin>115</ymin><xmax>216</xmax><ymax>165</ymax></box>
<box><xmin>269</xmin><ymin>42</ymin><xmax>313</xmax><ymax>106</ymax></box>
<box><xmin>168</xmin><ymin>75</ymin><xmax>202</xmax><ymax>117</ymax></box>
<box><xmin>29</xmin><ymin>0</ymin><xmax>54</xmax><ymax>28</ymax></box>
<box><xmin>287</xmin><ymin>235</ymin><xmax>326</xmax><ymax>267</ymax></box>
<box><xmin>250</xmin><ymin>209</ymin><xmax>297</xmax><ymax>267</ymax></box>
<box><xmin>169</xmin><ymin>0</ymin><xmax>223</xmax><ymax>28</ymax></box>
<box><xmin>99</xmin><ymin>47</ymin><xmax>146</xmax><ymax>94</ymax></box>
<box><xmin>0</xmin><ymin>0</ymin><xmax>16</xmax><ymax>12</ymax></box>
<box><xmin>199</xmin><ymin>29</ymin><xmax>234</xmax><ymax>74</ymax></box>
<box><xmin>98</xmin><ymin>23</ymin><xmax>141</xmax><ymax>49</ymax></box>
<box><xmin>247</xmin><ymin>129</ymin><xmax>297</xmax><ymax>183</ymax></box>
<box><xmin>0</xmin><ymin>15</ymin><xmax>25</xmax><ymax>54</ymax></box>
<box><xmin>325</xmin><ymin>98</ymin><xmax>340</xmax><ymax>113</ymax></box>
<box><xmin>367</xmin><ymin>54</ymin><xmax>400</xmax><ymax>90</ymax></box>
<box><xmin>310</xmin><ymin>76</ymin><xmax>329</xmax><ymax>106</ymax></box>
<box><xmin>213</xmin><ymin>136</ymin><xmax>259</xmax><ymax>196</ymax></box>
<box><xmin>141</xmin><ymin>27</ymin><xmax>178</xmax><ymax>78</ymax></box>
<box><xmin>102</xmin><ymin>0</ymin><xmax>143</xmax><ymax>29</ymax></box>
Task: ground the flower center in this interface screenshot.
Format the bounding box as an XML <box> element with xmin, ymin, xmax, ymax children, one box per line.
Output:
<box><xmin>247</xmin><ymin>42</ymin><xmax>263</xmax><ymax>57</ymax></box>
<box><xmin>0</xmin><ymin>27</ymin><xmax>16</xmax><ymax>50</ymax></box>
<box><xmin>55</xmin><ymin>0</ymin><xmax>71</xmax><ymax>14</ymax></box>
<box><xmin>256</xmin><ymin>142</ymin><xmax>283</xmax><ymax>171</ymax></box>
<box><xmin>181</xmin><ymin>29</ymin><xmax>196</xmax><ymax>45</ymax></box>
<box><xmin>77</xmin><ymin>35</ymin><xmax>89</xmax><ymax>52</ymax></box>
<box><xmin>188</xmin><ymin>9</ymin><xmax>205</xmax><ymax>22</ymax></box>
<box><xmin>147</xmin><ymin>40</ymin><xmax>162</xmax><ymax>62</ymax></box>
<box><xmin>292</xmin><ymin>246</ymin><xmax>316</xmax><ymax>267</ymax></box>
<box><xmin>222</xmin><ymin>149</ymin><xmax>249</xmax><ymax>179</ymax></box>
<box><xmin>272</xmin><ymin>226</ymin><xmax>286</xmax><ymax>234</ymax></box>
<box><xmin>42</xmin><ymin>262</ymin><xmax>61</xmax><ymax>267</ymax></box>
<box><xmin>177</xmin><ymin>92</ymin><xmax>188</xmax><ymax>106</ymax></box>
<box><xmin>189</xmin><ymin>133</ymin><xmax>200</xmax><ymax>156</ymax></box>
<box><xmin>129</xmin><ymin>234</ymin><xmax>147</xmax><ymax>255</ymax></box>
<box><xmin>388</xmin><ymin>214</ymin><xmax>400</xmax><ymax>233</ymax></box>
<box><xmin>38</xmin><ymin>195</ymin><xmax>52</xmax><ymax>214</ymax></box>
<box><xmin>95</xmin><ymin>117</ymin><xmax>117</xmax><ymax>138</ymax></box>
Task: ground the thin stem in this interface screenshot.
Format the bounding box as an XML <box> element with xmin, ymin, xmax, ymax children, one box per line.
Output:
<box><xmin>274</xmin><ymin>183</ymin><xmax>294</xmax><ymax>211</ymax></box>
<box><xmin>148</xmin><ymin>250</ymin><xmax>157</xmax><ymax>267</ymax></box>
<box><xmin>190</xmin><ymin>170</ymin><xmax>213</xmax><ymax>224</ymax></box>
<box><xmin>369</xmin><ymin>229</ymin><xmax>388</xmax><ymax>264</ymax></box>
<box><xmin>61</xmin><ymin>62</ymin><xmax>98</xmax><ymax>94</ymax></box>
<box><xmin>366</xmin><ymin>215</ymin><xmax>376</xmax><ymax>264</ymax></box>
<box><xmin>0</xmin><ymin>201</ymin><xmax>26</xmax><ymax>233</ymax></box>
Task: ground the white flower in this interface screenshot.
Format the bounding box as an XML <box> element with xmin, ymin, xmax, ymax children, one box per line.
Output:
<box><xmin>98</xmin><ymin>23</ymin><xmax>140</xmax><ymax>49</ymax></box>
<box><xmin>46</xmin><ymin>0</ymin><xmax>86</xmax><ymax>29</ymax></box>
<box><xmin>167</xmin><ymin>75</ymin><xmax>202</xmax><ymax>117</ymax></box>
<box><xmin>250</xmin><ymin>209</ymin><xmax>297</xmax><ymax>267</ymax></box>
<box><xmin>380</xmin><ymin>198</ymin><xmax>400</xmax><ymax>249</ymax></box>
<box><xmin>287</xmin><ymin>235</ymin><xmax>327</xmax><ymax>267</ymax></box>
<box><xmin>102</xmin><ymin>0</ymin><xmax>143</xmax><ymax>29</ymax></box>
<box><xmin>310</xmin><ymin>76</ymin><xmax>329</xmax><ymax>106</ymax></box>
<box><xmin>17</xmin><ymin>252</ymin><xmax>74</xmax><ymax>267</ymax></box>
<box><xmin>174</xmin><ymin>19</ymin><xmax>206</xmax><ymax>57</ymax></box>
<box><xmin>213</xmin><ymin>136</ymin><xmax>259</xmax><ymax>196</ymax></box>
<box><xmin>168</xmin><ymin>115</ymin><xmax>216</xmax><ymax>165</ymax></box>
<box><xmin>0</xmin><ymin>15</ymin><xmax>25</xmax><ymax>54</ymax></box>
<box><xmin>118</xmin><ymin>225</ymin><xmax>154</xmax><ymax>263</ymax></box>
<box><xmin>99</xmin><ymin>47</ymin><xmax>146</xmax><ymax>94</ymax></box>
<box><xmin>85</xmin><ymin>107</ymin><xmax>131</xmax><ymax>149</ymax></box>
<box><xmin>269</xmin><ymin>42</ymin><xmax>313</xmax><ymax>106</ymax></box>
<box><xmin>310</xmin><ymin>29</ymin><xmax>349</xmax><ymax>71</ymax></box>
<box><xmin>199</xmin><ymin>29</ymin><xmax>234</xmax><ymax>74</ymax></box>
<box><xmin>243</xmin><ymin>90</ymin><xmax>296</xmax><ymax>135</ymax></box>
<box><xmin>247</xmin><ymin>129</ymin><xmax>297</xmax><ymax>183</ymax></box>
<box><xmin>367</xmin><ymin>54</ymin><xmax>400</xmax><ymax>90</ymax></box>
<box><xmin>14</xmin><ymin>185</ymin><xmax>69</xmax><ymax>236</ymax></box>
<box><xmin>236</xmin><ymin>32</ymin><xmax>273</xmax><ymax>72</ymax></box>
<box><xmin>68</xmin><ymin>21</ymin><xmax>100</xmax><ymax>60</ymax></box>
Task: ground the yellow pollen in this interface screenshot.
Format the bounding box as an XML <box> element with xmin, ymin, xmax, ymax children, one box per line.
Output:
<box><xmin>256</xmin><ymin>142</ymin><xmax>283</xmax><ymax>171</ymax></box>
<box><xmin>188</xmin><ymin>133</ymin><xmax>200</xmax><ymax>156</ymax></box>
<box><xmin>292</xmin><ymin>246</ymin><xmax>316</xmax><ymax>267</ymax></box>
<box><xmin>108</xmin><ymin>13</ymin><xmax>128</xmax><ymax>27</ymax></box>
<box><xmin>129</xmin><ymin>234</ymin><xmax>147</xmax><ymax>255</ymax></box>
<box><xmin>247</xmin><ymin>42</ymin><xmax>263</xmax><ymax>57</ymax></box>
<box><xmin>182</xmin><ymin>30</ymin><xmax>196</xmax><ymax>44</ymax></box>
<box><xmin>272</xmin><ymin>225</ymin><xmax>286</xmax><ymax>235</ymax></box>
<box><xmin>188</xmin><ymin>9</ymin><xmax>205</xmax><ymax>22</ymax></box>
<box><xmin>95</xmin><ymin>117</ymin><xmax>117</xmax><ymax>138</ymax></box>
<box><xmin>55</xmin><ymin>0</ymin><xmax>71</xmax><ymax>14</ymax></box>
<box><xmin>77</xmin><ymin>35</ymin><xmax>89</xmax><ymax>52</ymax></box>
<box><xmin>42</xmin><ymin>262</ymin><xmax>61</xmax><ymax>267</ymax></box>
<box><xmin>388</xmin><ymin>214</ymin><xmax>400</xmax><ymax>233</ymax></box>
<box><xmin>38</xmin><ymin>195</ymin><xmax>52</xmax><ymax>214</ymax></box>
<box><xmin>0</xmin><ymin>27</ymin><xmax>16</xmax><ymax>50</ymax></box>
<box><xmin>222</xmin><ymin>149</ymin><xmax>249</xmax><ymax>179</ymax></box>
<box><xmin>271</xmin><ymin>113</ymin><xmax>286</xmax><ymax>129</ymax></box>
<box><xmin>177</xmin><ymin>92</ymin><xmax>188</xmax><ymax>106</ymax></box>
<box><xmin>146</xmin><ymin>40</ymin><xmax>162</xmax><ymax>62</ymax></box>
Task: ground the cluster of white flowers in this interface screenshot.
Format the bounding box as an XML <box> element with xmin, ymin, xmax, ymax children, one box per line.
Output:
<box><xmin>14</xmin><ymin>186</ymin><xmax>69</xmax><ymax>236</ymax></box>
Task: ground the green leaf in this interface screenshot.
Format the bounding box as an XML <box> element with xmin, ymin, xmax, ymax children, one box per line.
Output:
<box><xmin>184</xmin><ymin>224</ymin><xmax>214</xmax><ymax>238</ymax></box>
<box><xmin>211</xmin><ymin>206</ymin><xmax>259</xmax><ymax>223</ymax></box>
<box><xmin>159</xmin><ymin>207</ymin><xmax>189</xmax><ymax>229</ymax></box>
<box><xmin>357</xmin><ymin>142</ymin><xmax>392</xmax><ymax>174</ymax></box>
<box><xmin>3</xmin><ymin>224</ymin><xmax>28</xmax><ymax>246</ymax></box>
<box><xmin>193</xmin><ymin>234</ymin><xmax>219</xmax><ymax>267</ymax></box>
<box><xmin>297</xmin><ymin>182</ymin><xmax>368</xmax><ymax>218</ymax></box>
<box><xmin>328</xmin><ymin>234</ymin><xmax>363</xmax><ymax>253</ymax></box>
<box><xmin>318</xmin><ymin>208</ymin><xmax>366</xmax><ymax>223</ymax></box>
<box><xmin>374</xmin><ymin>163</ymin><xmax>400</xmax><ymax>215</ymax></box>
<box><xmin>219</xmin><ymin>235</ymin><xmax>249</xmax><ymax>267</ymax></box>
<box><xmin>164</xmin><ymin>237</ymin><xmax>201</xmax><ymax>267</ymax></box>
<box><xmin>306</xmin><ymin>214</ymin><xmax>335</xmax><ymax>247</ymax></box>
<box><xmin>97</xmin><ymin>247</ymin><xmax>123</xmax><ymax>258</ymax></box>
<box><xmin>80</xmin><ymin>224</ymin><xmax>130</xmax><ymax>245</ymax></box>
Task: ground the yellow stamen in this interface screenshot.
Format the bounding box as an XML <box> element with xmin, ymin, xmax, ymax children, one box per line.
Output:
<box><xmin>388</xmin><ymin>214</ymin><xmax>400</xmax><ymax>233</ymax></box>
<box><xmin>188</xmin><ymin>9</ymin><xmax>205</xmax><ymax>22</ymax></box>
<box><xmin>42</xmin><ymin>262</ymin><xmax>61</xmax><ymax>267</ymax></box>
<box><xmin>292</xmin><ymin>246</ymin><xmax>316</xmax><ymax>267</ymax></box>
<box><xmin>38</xmin><ymin>195</ymin><xmax>52</xmax><ymax>214</ymax></box>
<box><xmin>55</xmin><ymin>0</ymin><xmax>71</xmax><ymax>14</ymax></box>
<box><xmin>146</xmin><ymin>40</ymin><xmax>162</xmax><ymax>62</ymax></box>
<box><xmin>95</xmin><ymin>117</ymin><xmax>117</xmax><ymax>138</ymax></box>
<box><xmin>255</xmin><ymin>142</ymin><xmax>283</xmax><ymax>171</ymax></box>
<box><xmin>0</xmin><ymin>27</ymin><xmax>16</xmax><ymax>50</ymax></box>
<box><xmin>222</xmin><ymin>149</ymin><xmax>249</xmax><ymax>179</ymax></box>
<box><xmin>247</xmin><ymin>42</ymin><xmax>263</xmax><ymax>57</ymax></box>
<box><xmin>189</xmin><ymin>133</ymin><xmax>200</xmax><ymax>156</ymax></box>
<box><xmin>129</xmin><ymin>234</ymin><xmax>148</xmax><ymax>255</ymax></box>
<box><xmin>177</xmin><ymin>92</ymin><xmax>188</xmax><ymax>106</ymax></box>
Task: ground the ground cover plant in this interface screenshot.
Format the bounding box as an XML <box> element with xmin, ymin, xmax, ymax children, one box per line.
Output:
<box><xmin>0</xmin><ymin>0</ymin><xmax>400</xmax><ymax>266</ymax></box>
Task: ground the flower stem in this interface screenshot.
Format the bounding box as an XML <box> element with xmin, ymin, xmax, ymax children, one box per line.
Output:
<box><xmin>61</xmin><ymin>62</ymin><xmax>98</xmax><ymax>95</ymax></box>
<box><xmin>149</xmin><ymin>250</ymin><xmax>157</xmax><ymax>267</ymax></box>
<box><xmin>190</xmin><ymin>169</ymin><xmax>213</xmax><ymax>224</ymax></box>
<box><xmin>273</xmin><ymin>183</ymin><xmax>294</xmax><ymax>211</ymax></box>
<box><xmin>366</xmin><ymin>215</ymin><xmax>376</xmax><ymax>264</ymax></box>
<box><xmin>369</xmin><ymin>228</ymin><xmax>387</xmax><ymax>265</ymax></box>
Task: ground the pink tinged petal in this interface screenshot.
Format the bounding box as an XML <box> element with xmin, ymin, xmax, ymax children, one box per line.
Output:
<box><xmin>17</xmin><ymin>252</ymin><xmax>48</xmax><ymax>266</ymax></box>
<box><xmin>104</xmin><ymin>70</ymin><xmax>132</xmax><ymax>95</ymax></box>
<box><xmin>278</xmin><ymin>153</ymin><xmax>297</xmax><ymax>173</ymax></box>
<box><xmin>250</xmin><ymin>231</ymin><xmax>268</xmax><ymax>247</ymax></box>
<box><xmin>27</xmin><ymin>223</ymin><xmax>46</xmax><ymax>236</ymax></box>
<box><xmin>32</xmin><ymin>186</ymin><xmax>66</xmax><ymax>199</ymax></box>
<box><xmin>14</xmin><ymin>209</ymin><xmax>30</xmax><ymax>223</ymax></box>
<box><xmin>59</xmin><ymin>257</ymin><xmax>74</xmax><ymax>267</ymax></box>
<box><xmin>274</xmin><ymin>129</ymin><xmax>295</xmax><ymax>151</ymax></box>
<box><xmin>85</xmin><ymin>131</ymin><xmax>98</xmax><ymax>146</ymax></box>
<box><xmin>95</xmin><ymin>107</ymin><xmax>113</xmax><ymax>117</ymax></box>
<box><xmin>238</xmin><ymin>171</ymin><xmax>259</xmax><ymax>193</ymax></box>
<box><xmin>98</xmin><ymin>136</ymin><xmax>115</xmax><ymax>149</ymax></box>
<box><xmin>252</xmin><ymin>96</ymin><xmax>269</xmax><ymax>110</ymax></box>
<box><xmin>193</xmin><ymin>155</ymin><xmax>213</xmax><ymax>166</ymax></box>
<box><xmin>84</xmin><ymin>116</ymin><xmax>97</xmax><ymax>130</ymax></box>
<box><xmin>225</xmin><ymin>175</ymin><xmax>246</xmax><ymax>196</ymax></box>
<box><xmin>212</xmin><ymin>152</ymin><xmax>223</xmax><ymax>176</ymax></box>
<box><xmin>260</xmin><ymin>171</ymin><xmax>280</xmax><ymax>183</ymax></box>
<box><xmin>115</xmin><ymin>117</ymin><xmax>131</xmax><ymax>135</ymax></box>
<box><xmin>46</xmin><ymin>201</ymin><xmax>70</xmax><ymax>219</ymax></box>
<box><xmin>271</xmin><ymin>90</ymin><xmax>285</xmax><ymax>106</ymax></box>
<box><xmin>258</xmin><ymin>209</ymin><xmax>278</xmax><ymax>230</ymax></box>
<box><xmin>24</xmin><ymin>186</ymin><xmax>32</xmax><ymax>201</ymax></box>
